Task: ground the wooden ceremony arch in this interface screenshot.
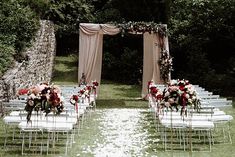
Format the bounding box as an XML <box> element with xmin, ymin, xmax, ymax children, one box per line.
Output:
<box><xmin>78</xmin><ymin>22</ymin><xmax>170</xmax><ymax>98</ymax></box>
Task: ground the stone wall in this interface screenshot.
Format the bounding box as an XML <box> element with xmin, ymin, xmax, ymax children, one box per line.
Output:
<box><xmin>0</xmin><ymin>20</ymin><xmax>56</xmax><ymax>100</ymax></box>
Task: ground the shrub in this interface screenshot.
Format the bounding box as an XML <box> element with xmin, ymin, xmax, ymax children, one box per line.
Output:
<box><xmin>169</xmin><ymin>0</ymin><xmax>235</xmax><ymax>96</ymax></box>
<box><xmin>0</xmin><ymin>0</ymin><xmax>40</xmax><ymax>75</ymax></box>
<box><xmin>0</xmin><ymin>0</ymin><xmax>40</xmax><ymax>52</ymax></box>
<box><xmin>19</xmin><ymin>0</ymin><xmax>50</xmax><ymax>19</ymax></box>
<box><xmin>0</xmin><ymin>44</ymin><xmax>15</xmax><ymax>76</ymax></box>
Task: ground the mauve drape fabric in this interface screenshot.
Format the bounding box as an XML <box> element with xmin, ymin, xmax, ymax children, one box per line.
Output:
<box><xmin>142</xmin><ymin>33</ymin><xmax>164</xmax><ymax>97</ymax></box>
<box><xmin>79</xmin><ymin>23</ymin><xmax>169</xmax><ymax>97</ymax></box>
<box><xmin>78</xmin><ymin>24</ymin><xmax>120</xmax><ymax>91</ymax></box>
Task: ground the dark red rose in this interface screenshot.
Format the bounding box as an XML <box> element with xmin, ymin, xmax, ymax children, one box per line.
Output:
<box><xmin>155</xmin><ymin>94</ymin><xmax>163</xmax><ymax>100</ymax></box>
<box><xmin>93</xmin><ymin>81</ymin><xmax>99</xmax><ymax>87</ymax></box>
<box><xmin>18</xmin><ymin>88</ymin><xmax>29</xmax><ymax>95</ymax></box>
<box><xmin>72</xmin><ymin>95</ymin><xmax>79</xmax><ymax>102</ymax></box>
<box><xmin>179</xmin><ymin>85</ymin><xmax>185</xmax><ymax>91</ymax></box>
<box><xmin>150</xmin><ymin>86</ymin><xmax>158</xmax><ymax>94</ymax></box>
<box><xmin>79</xmin><ymin>89</ymin><xmax>85</xmax><ymax>94</ymax></box>
<box><xmin>86</xmin><ymin>86</ymin><xmax>92</xmax><ymax>91</ymax></box>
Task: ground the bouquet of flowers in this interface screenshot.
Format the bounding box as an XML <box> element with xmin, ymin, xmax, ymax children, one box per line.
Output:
<box><xmin>148</xmin><ymin>82</ymin><xmax>163</xmax><ymax>102</ymax></box>
<box><xmin>24</xmin><ymin>83</ymin><xmax>64</xmax><ymax>122</ymax></box>
<box><xmin>148</xmin><ymin>79</ymin><xmax>200</xmax><ymax>116</ymax></box>
<box><xmin>76</xmin><ymin>85</ymin><xmax>92</xmax><ymax>103</ymax></box>
<box><xmin>92</xmin><ymin>80</ymin><xmax>99</xmax><ymax>96</ymax></box>
<box><xmin>70</xmin><ymin>95</ymin><xmax>79</xmax><ymax>113</ymax></box>
<box><xmin>92</xmin><ymin>80</ymin><xmax>99</xmax><ymax>87</ymax></box>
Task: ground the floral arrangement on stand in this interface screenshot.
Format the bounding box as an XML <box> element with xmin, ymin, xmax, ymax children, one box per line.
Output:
<box><xmin>70</xmin><ymin>94</ymin><xmax>79</xmax><ymax>113</ymax></box>
<box><xmin>92</xmin><ymin>80</ymin><xmax>99</xmax><ymax>97</ymax></box>
<box><xmin>70</xmin><ymin>80</ymin><xmax>99</xmax><ymax>111</ymax></box>
<box><xmin>70</xmin><ymin>87</ymin><xmax>89</xmax><ymax>114</ymax></box>
<box><xmin>148</xmin><ymin>79</ymin><xmax>200</xmax><ymax>116</ymax></box>
<box><xmin>148</xmin><ymin>80</ymin><xmax>163</xmax><ymax>103</ymax></box>
<box><xmin>20</xmin><ymin>83</ymin><xmax>64</xmax><ymax>123</ymax></box>
<box><xmin>148</xmin><ymin>81</ymin><xmax>164</xmax><ymax>114</ymax></box>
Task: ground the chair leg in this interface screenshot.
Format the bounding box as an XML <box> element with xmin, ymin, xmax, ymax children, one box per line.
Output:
<box><xmin>21</xmin><ymin>132</ymin><xmax>25</xmax><ymax>155</ymax></box>
<box><xmin>47</xmin><ymin>132</ymin><xmax>50</xmax><ymax>155</ymax></box>
<box><xmin>4</xmin><ymin>124</ymin><xmax>9</xmax><ymax>149</ymax></box>
<box><xmin>208</xmin><ymin>130</ymin><xmax>212</xmax><ymax>152</ymax></box>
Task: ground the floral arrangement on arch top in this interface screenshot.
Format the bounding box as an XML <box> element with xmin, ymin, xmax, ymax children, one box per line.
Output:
<box><xmin>116</xmin><ymin>21</ymin><xmax>168</xmax><ymax>36</ymax></box>
<box><xmin>148</xmin><ymin>79</ymin><xmax>200</xmax><ymax>115</ymax></box>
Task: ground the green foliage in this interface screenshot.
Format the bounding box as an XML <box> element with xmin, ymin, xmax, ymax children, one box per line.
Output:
<box><xmin>117</xmin><ymin>21</ymin><xmax>167</xmax><ymax>36</ymax></box>
<box><xmin>46</xmin><ymin>0</ymin><xmax>95</xmax><ymax>35</ymax></box>
<box><xmin>0</xmin><ymin>44</ymin><xmax>15</xmax><ymax>76</ymax></box>
<box><xmin>0</xmin><ymin>34</ymin><xmax>16</xmax><ymax>46</ymax></box>
<box><xmin>0</xmin><ymin>0</ymin><xmax>40</xmax><ymax>52</ymax></box>
<box><xmin>0</xmin><ymin>0</ymin><xmax>40</xmax><ymax>75</ymax></box>
<box><xmin>119</xmin><ymin>47</ymin><xmax>143</xmax><ymax>84</ymax></box>
<box><xmin>91</xmin><ymin>0</ymin><xmax>170</xmax><ymax>23</ymax></box>
<box><xmin>95</xmin><ymin>8</ymin><xmax>123</xmax><ymax>23</ymax></box>
<box><xmin>103</xmin><ymin>47</ymin><xmax>142</xmax><ymax>84</ymax></box>
<box><xmin>102</xmin><ymin>35</ymin><xmax>143</xmax><ymax>84</ymax></box>
<box><xmin>170</xmin><ymin>0</ymin><xmax>235</xmax><ymax>96</ymax></box>
<box><xmin>19</xmin><ymin>0</ymin><xmax>50</xmax><ymax>18</ymax></box>
<box><xmin>43</xmin><ymin>0</ymin><xmax>95</xmax><ymax>56</ymax></box>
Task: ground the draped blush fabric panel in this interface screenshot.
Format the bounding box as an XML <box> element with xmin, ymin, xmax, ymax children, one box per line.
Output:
<box><xmin>78</xmin><ymin>29</ymin><xmax>102</xmax><ymax>84</ymax></box>
<box><xmin>79</xmin><ymin>23</ymin><xmax>101</xmax><ymax>35</ymax></box>
<box><xmin>142</xmin><ymin>33</ymin><xmax>154</xmax><ymax>98</ymax></box>
<box><xmin>78</xmin><ymin>24</ymin><xmax>120</xmax><ymax>89</ymax></box>
<box><xmin>142</xmin><ymin>33</ymin><xmax>163</xmax><ymax>98</ymax></box>
<box><xmin>100</xmin><ymin>24</ymin><xmax>120</xmax><ymax>35</ymax></box>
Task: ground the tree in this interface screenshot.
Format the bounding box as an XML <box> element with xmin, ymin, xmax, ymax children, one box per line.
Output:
<box><xmin>0</xmin><ymin>0</ymin><xmax>40</xmax><ymax>52</ymax></box>
<box><xmin>0</xmin><ymin>0</ymin><xmax>40</xmax><ymax>75</ymax></box>
<box><xmin>169</xmin><ymin>0</ymin><xmax>235</xmax><ymax>95</ymax></box>
<box><xmin>91</xmin><ymin>0</ymin><xmax>170</xmax><ymax>23</ymax></box>
<box><xmin>46</xmin><ymin>0</ymin><xmax>94</xmax><ymax>34</ymax></box>
<box><xmin>45</xmin><ymin>0</ymin><xmax>95</xmax><ymax>55</ymax></box>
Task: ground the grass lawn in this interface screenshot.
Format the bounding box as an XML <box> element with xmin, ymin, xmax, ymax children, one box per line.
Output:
<box><xmin>52</xmin><ymin>54</ymin><xmax>78</xmax><ymax>84</ymax></box>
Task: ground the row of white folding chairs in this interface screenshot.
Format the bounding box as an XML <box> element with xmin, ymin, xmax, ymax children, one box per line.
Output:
<box><xmin>3</xmin><ymin>101</ymin><xmax>91</xmax><ymax>155</ymax></box>
<box><xmin>201</xmin><ymin>99</ymin><xmax>232</xmax><ymax>107</ymax></box>
<box><xmin>18</xmin><ymin>118</ymin><xmax>75</xmax><ymax>155</ymax></box>
<box><xmin>149</xmin><ymin>98</ymin><xmax>233</xmax><ymax>151</ymax></box>
<box><xmin>159</xmin><ymin>114</ymin><xmax>214</xmax><ymax>151</ymax></box>
<box><xmin>155</xmin><ymin>83</ymin><xmax>229</xmax><ymax>103</ymax></box>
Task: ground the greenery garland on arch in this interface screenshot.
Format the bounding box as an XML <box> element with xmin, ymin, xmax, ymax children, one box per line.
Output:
<box><xmin>116</xmin><ymin>21</ymin><xmax>168</xmax><ymax>36</ymax></box>
<box><xmin>115</xmin><ymin>21</ymin><xmax>173</xmax><ymax>83</ymax></box>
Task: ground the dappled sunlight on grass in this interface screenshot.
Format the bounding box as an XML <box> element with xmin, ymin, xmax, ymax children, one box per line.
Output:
<box><xmin>98</xmin><ymin>83</ymin><xmax>142</xmax><ymax>100</ymax></box>
<box><xmin>97</xmin><ymin>83</ymin><xmax>147</xmax><ymax>108</ymax></box>
<box><xmin>97</xmin><ymin>99</ymin><xmax>147</xmax><ymax>108</ymax></box>
<box><xmin>52</xmin><ymin>55</ymin><xmax>78</xmax><ymax>83</ymax></box>
<box><xmin>54</xmin><ymin>63</ymin><xmax>77</xmax><ymax>72</ymax></box>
